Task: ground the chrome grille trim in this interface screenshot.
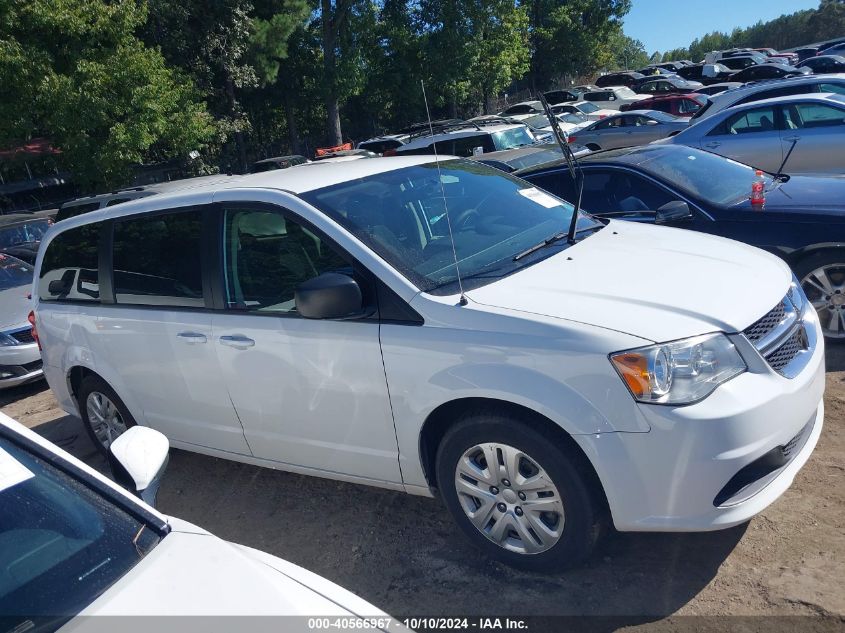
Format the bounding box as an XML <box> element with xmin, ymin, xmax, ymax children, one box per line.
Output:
<box><xmin>743</xmin><ymin>291</ymin><xmax>814</xmax><ymax>379</ymax></box>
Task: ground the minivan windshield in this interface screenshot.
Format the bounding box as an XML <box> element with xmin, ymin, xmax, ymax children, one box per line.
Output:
<box><xmin>301</xmin><ymin>160</ymin><xmax>602</xmax><ymax>294</ymax></box>
<box><xmin>0</xmin><ymin>435</ymin><xmax>160</xmax><ymax>623</ymax></box>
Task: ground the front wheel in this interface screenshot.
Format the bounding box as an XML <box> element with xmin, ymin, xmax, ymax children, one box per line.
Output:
<box><xmin>78</xmin><ymin>375</ymin><xmax>137</xmax><ymax>455</ymax></box>
<box><xmin>436</xmin><ymin>412</ymin><xmax>605</xmax><ymax>571</ymax></box>
<box><xmin>795</xmin><ymin>253</ymin><xmax>845</xmax><ymax>340</ymax></box>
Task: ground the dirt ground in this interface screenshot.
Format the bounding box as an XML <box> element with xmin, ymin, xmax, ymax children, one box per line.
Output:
<box><xmin>2</xmin><ymin>347</ymin><xmax>844</xmax><ymax>628</ymax></box>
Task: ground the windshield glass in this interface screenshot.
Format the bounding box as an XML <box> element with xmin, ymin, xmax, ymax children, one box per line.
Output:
<box><xmin>491</xmin><ymin>127</ymin><xmax>535</xmax><ymax>150</ymax></box>
<box><xmin>637</xmin><ymin>147</ymin><xmax>772</xmax><ymax>205</ymax></box>
<box><xmin>523</xmin><ymin>115</ymin><xmax>552</xmax><ymax>129</ymax></box>
<box><xmin>0</xmin><ymin>435</ymin><xmax>160</xmax><ymax>622</ymax></box>
<box><xmin>0</xmin><ymin>220</ymin><xmax>50</xmax><ymax>247</ymax></box>
<box><xmin>0</xmin><ymin>255</ymin><xmax>33</xmax><ymax>290</ymax></box>
<box><xmin>300</xmin><ymin>160</ymin><xmax>601</xmax><ymax>294</ymax></box>
<box><xmin>577</xmin><ymin>102</ymin><xmax>599</xmax><ymax>114</ymax></box>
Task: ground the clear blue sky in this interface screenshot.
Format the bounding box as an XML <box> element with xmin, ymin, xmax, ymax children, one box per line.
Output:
<box><xmin>623</xmin><ymin>0</ymin><xmax>820</xmax><ymax>53</ymax></box>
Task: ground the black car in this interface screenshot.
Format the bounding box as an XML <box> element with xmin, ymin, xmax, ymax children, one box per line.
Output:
<box><xmin>794</xmin><ymin>47</ymin><xmax>820</xmax><ymax>62</ymax></box>
<box><xmin>719</xmin><ymin>56</ymin><xmax>760</xmax><ymax>71</ymax></box>
<box><xmin>801</xmin><ymin>55</ymin><xmax>845</xmax><ymax>74</ymax></box>
<box><xmin>595</xmin><ymin>72</ymin><xmax>645</xmax><ymax>89</ymax></box>
<box><xmin>543</xmin><ymin>89</ymin><xmax>580</xmax><ymax>105</ymax></box>
<box><xmin>516</xmin><ymin>145</ymin><xmax>845</xmax><ymax>339</ymax></box>
<box><xmin>677</xmin><ymin>63</ymin><xmax>735</xmax><ymax>85</ymax></box>
<box><xmin>636</xmin><ymin>76</ymin><xmax>704</xmax><ymax>95</ymax></box>
<box><xmin>730</xmin><ymin>63</ymin><xmax>809</xmax><ymax>83</ymax></box>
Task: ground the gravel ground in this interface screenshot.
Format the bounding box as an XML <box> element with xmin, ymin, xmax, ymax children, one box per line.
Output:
<box><xmin>2</xmin><ymin>347</ymin><xmax>844</xmax><ymax>628</ymax></box>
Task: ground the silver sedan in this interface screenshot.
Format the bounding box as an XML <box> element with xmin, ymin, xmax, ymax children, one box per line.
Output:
<box><xmin>0</xmin><ymin>254</ymin><xmax>42</xmax><ymax>388</ymax></box>
<box><xmin>567</xmin><ymin>110</ymin><xmax>689</xmax><ymax>150</ymax></box>
<box><xmin>661</xmin><ymin>93</ymin><xmax>845</xmax><ymax>174</ymax></box>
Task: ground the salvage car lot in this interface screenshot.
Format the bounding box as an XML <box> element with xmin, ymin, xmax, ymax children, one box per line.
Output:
<box><xmin>2</xmin><ymin>346</ymin><xmax>843</xmax><ymax>620</ymax></box>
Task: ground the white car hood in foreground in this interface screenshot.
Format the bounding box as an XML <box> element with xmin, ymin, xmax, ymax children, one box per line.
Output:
<box><xmin>467</xmin><ymin>220</ymin><xmax>791</xmax><ymax>343</ymax></box>
<box><xmin>73</xmin><ymin>519</ymin><xmax>389</xmax><ymax>619</ymax></box>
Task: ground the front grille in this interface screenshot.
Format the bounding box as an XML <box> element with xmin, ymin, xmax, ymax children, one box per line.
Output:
<box><xmin>744</xmin><ymin>301</ymin><xmax>785</xmax><ymax>343</ymax></box>
<box><xmin>9</xmin><ymin>329</ymin><xmax>34</xmax><ymax>344</ymax></box>
<box><xmin>765</xmin><ymin>328</ymin><xmax>807</xmax><ymax>374</ymax></box>
<box><xmin>743</xmin><ymin>292</ymin><xmax>811</xmax><ymax>378</ymax></box>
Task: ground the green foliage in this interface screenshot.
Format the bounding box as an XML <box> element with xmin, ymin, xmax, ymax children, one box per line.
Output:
<box><xmin>608</xmin><ymin>33</ymin><xmax>650</xmax><ymax>71</ymax></box>
<box><xmin>0</xmin><ymin>0</ymin><xmax>215</xmax><ymax>188</ymax></box>
<box><xmin>525</xmin><ymin>0</ymin><xmax>631</xmax><ymax>89</ymax></box>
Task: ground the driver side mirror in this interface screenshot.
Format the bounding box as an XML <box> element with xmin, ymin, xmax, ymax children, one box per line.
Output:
<box><xmin>655</xmin><ymin>200</ymin><xmax>693</xmax><ymax>223</ymax></box>
<box><xmin>108</xmin><ymin>427</ymin><xmax>169</xmax><ymax>508</ymax></box>
<box><xmin>295</xmin><ymin>272</ymin><xmax>364</xmax><ymax>319</ymax></box>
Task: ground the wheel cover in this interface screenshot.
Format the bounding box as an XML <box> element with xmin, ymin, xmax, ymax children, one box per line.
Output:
<box><xmin>801</xmin><ymin>264</ymin><xmax>845</xmax><ymax>339</ymax></box>
<box><xmin>86</xmin><ymin>391</ymin><xmax>127</xmax><ymax>449</ymax></box>
<box><xmin>454</xmin><ymin>442</ymin><xmax>564</xmax><ymax>555</ymax></box>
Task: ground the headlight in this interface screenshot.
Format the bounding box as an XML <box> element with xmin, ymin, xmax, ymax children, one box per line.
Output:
<box><xmin>788</xmin><ymin>274</ymin><xmax>806</xmax><ymax>314</ymax></box>
<box><xmin>610</xmin><ymin>333</ymin><xmax>746</xmax><ymax>405</ymax></box>
<box><xmin>0</xmin><ymin>333</ymin><xmax>19</xmax><ymax>347</ymax></box>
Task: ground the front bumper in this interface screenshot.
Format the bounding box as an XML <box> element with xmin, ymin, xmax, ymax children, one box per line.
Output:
<box><xmin>0</xmin><ymin>343</ymin><xmax>43</xmax><ymax>389</ymax></box>
<box><xmin>575</xmin><ymin>310</ymin><xmax>825</xmax><ymax>532</ymax></box>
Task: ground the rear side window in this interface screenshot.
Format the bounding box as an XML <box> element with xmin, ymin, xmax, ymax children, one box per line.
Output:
<box><xmin>711</xmin><ymin>106</ymin><xmax>776</xmax><ymax>135</ymax></box>
<box><xmin>38</xmin><ymin>224</ymin><xmax>100</xmax><ymax>302</ymax></box>
<box><xmin>112</xmin><ymin>210</ymin><xmax>204</xmax><ymax>307</ymax></box>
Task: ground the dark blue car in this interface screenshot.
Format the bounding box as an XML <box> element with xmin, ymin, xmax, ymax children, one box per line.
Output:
<box><xmin>516</xmin><ymin>145</ymin><xmax>845</xmax><ymax>339</ymax></box>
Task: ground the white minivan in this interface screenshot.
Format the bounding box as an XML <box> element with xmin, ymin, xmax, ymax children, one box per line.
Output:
<box><xmin>32</xmin><ymin>156</ymin><xmax>824</xmax><ymax>571</ymax></box>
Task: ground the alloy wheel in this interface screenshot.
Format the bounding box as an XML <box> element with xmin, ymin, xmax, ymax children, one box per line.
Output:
<box><xmin>802</xmin><ymin>264</ymin><xmax>845</xmax><ymax>339</ymax></box>
<box><xmin>86</xmin><ymin>391</ymin><xmax>128</xmax><ymax>449</ymax></box>
<box><xmin>454</xmin><ymin>442</ymin><xmax>564</xmax><ymax>554</ymax></box>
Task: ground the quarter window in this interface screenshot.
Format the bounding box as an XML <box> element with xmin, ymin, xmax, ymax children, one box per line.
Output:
<box><xmin>223</xmin><ymin>209</ymin><xmax>350</xmax><ymax>314</ymax></box>
<box><xmin>819</xmin><ymin>82</ymin><xmax>845</xmax><ymax>96</ymax></box>
<box><xmin>112</xmin><ymin>210</ymin><xmax>204</xmax><ymax>307</ymax></box>
<box><xmin>38</xmin><ymin>224</ymin><xmax>100</xmax><ymax>302</ymax></box>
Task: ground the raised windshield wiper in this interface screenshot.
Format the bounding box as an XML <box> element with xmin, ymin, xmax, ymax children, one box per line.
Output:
<box><xmin>513</xmin><ymin>231</ymin><xmax>568</xmax><ymax>261</ymax></box>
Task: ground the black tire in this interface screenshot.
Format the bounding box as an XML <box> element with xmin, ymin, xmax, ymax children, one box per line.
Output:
<box><xmin>78</xmin><ymin>375</ymin><xmax>137</xmax><ymax>456</ymax></box>
<box><xmin>435</xmin><ymin>410</ymin><xmax>605</xmax><ymax>571</ymax></box>
<box><xmin>794</xmin><ymin>251</ymin><xmax>845</xmax><ymax>341</ymax></box>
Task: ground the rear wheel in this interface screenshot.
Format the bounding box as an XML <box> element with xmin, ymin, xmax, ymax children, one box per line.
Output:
<box><xmin>435</xmin><ymin>411</ymin><xmax>605</xmax><ymax>571</ymax></box>
<box><xmin>78</xmin><ymin>375</ymin><xmax>136</xmax><ymax>455</ymax></box>
<box><xmin>795</xmin><ymin>253</ymin><xmax>845</xmax><ymax>340</ymax></box>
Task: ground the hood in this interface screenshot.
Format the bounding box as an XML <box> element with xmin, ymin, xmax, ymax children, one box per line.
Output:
<box><xmin>0</xmin><ymin>284</ymin><xmax>32</xmax><ymax>331</ymax></box>
<box><xmin>466</xmin><ymin>220</ymin><xmax>791</xmax><ymax>342</ymax></box>
<box><xmin>79</xmin><ymin>530</ymin><xmax>377</xmax><ymax>617</ymax></box>
<box><xmin>728</xmin><ymin>175</ymin><xmax>845</xmax><ymax>218</ymax></box>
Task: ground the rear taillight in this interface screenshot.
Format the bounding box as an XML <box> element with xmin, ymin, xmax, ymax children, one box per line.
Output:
<box><xmin>383</xmin><ymin>149</ymin><xmax>397</xmax><ymax>157</ymax></box>
<box><xmin>28</xmin><ymin>310</ymin><xmax>41</xmax><ymax>351</ymax></box>
<box><xmin>568</xmin><ymin>136</ymin><xmax>577</xmax><ymax>143</ymax></box>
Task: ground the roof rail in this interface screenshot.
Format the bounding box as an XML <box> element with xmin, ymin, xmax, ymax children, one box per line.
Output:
<box><xmin>404</xmin><ymin>118</ymin><xmax>481</xmax><ymax>139</ymax></box>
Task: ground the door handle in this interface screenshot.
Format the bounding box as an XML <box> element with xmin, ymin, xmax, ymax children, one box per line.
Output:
<box><xmin>783</xmin><ymin>135</ymin><xmax>800</xmax><ymax>142</ymax></box>
<box><xmin>219</xmin><ymin>335</ymin><xmax>255</xmax><ymax>349</ymax></box>
<box><xmin>704</xmin><ymin>141</ymin><xmax>721</xmax><ymax>148</ymax></box>
<box><xmin>176</xmin><ymin>332</ymin><xmax>207</xmax><ymax>344</ymax></box>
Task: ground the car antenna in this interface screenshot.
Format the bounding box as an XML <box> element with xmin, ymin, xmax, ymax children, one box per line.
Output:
<box><xmin>421</xmin><ymin>80</ymin><xmax>468</xmax><ymax>306</ymax></box>
<box><xmin>538</xmin><ymin>94</ymin><xmax>584</xmax><ymax>244</ymax></box>
<box><xmin>773</xmin><ymin>136</ymin><xmax>799</xmax><ymax>181</ymax></box>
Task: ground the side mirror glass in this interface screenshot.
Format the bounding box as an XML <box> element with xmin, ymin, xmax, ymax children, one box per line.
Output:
<box><xmin>656</xmin><ymin>200</ymin><xmax>693</xmax><ymax>223</ymax></box>
<box><xmin>108</xmin><ymin>427</ymin><xmax>169</xmax><ymax>508</ymax></box>
<box><xmin>295</xmin><ymin>272</ymin><xmax>363</xmax><ymax>319</ymax></box>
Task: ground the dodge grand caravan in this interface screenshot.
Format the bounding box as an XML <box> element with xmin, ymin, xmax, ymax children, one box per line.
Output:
<box><xmin>32</xmin><ymin>157</ymin><xmax>824</xmax><ymax>570</ymax></box>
